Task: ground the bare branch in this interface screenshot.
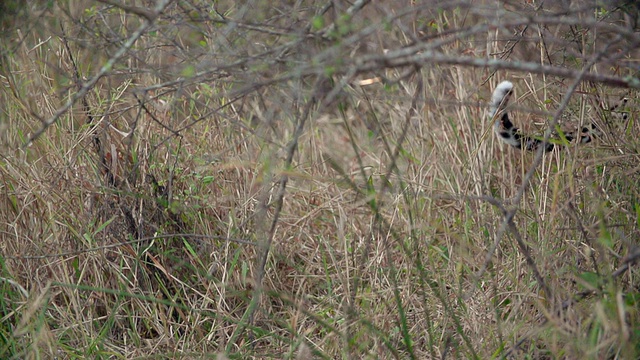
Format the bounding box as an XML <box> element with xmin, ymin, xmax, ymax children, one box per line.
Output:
<box><xmin>353</xmin><ymin>51</ymin><xmax>640</xmax><ymax>89</ymax></box>
<box><xmin>95</xmin><ymin>0</ymin><xmax>157</xmax><ymax>21</ymax></box>
<box><xmin>24</xmin><ymin>0</ymin><xmax>174</xmax><ymax>146</ymax></box>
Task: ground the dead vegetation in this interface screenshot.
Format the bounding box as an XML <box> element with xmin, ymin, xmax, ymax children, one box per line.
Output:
<box><xmin>0</xmin><ymin>0</ymin><xmax>639</xmax><ymax>359</ymax></box>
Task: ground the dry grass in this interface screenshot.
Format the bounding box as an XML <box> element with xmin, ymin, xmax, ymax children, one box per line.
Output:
<box><xmin>1</xmin><ymin>0</ymin><xmax>639</xmax><ymax>359</ymax></box>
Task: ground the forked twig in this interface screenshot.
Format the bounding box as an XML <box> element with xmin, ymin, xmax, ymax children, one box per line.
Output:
<box><xmin>25</xmin><ymin>0</ymin><xmax>174</xmax><ymax>146</ymax></box>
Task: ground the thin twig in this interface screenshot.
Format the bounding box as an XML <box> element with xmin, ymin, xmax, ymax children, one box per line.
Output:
<box><xmin>496</xmin><ymin>37</ymin><xmax>626</xmax><ymax>359</ymax></box>
<box><xmin>95</xmin><ymin>0</ymin><xmax>156</xmax><ymax>21</ymax></box>
<box><xmin>501</xmin><ymin>245</ymin><xmax>640</xmax><ymax>359</ymax></box>
<box><xmin>230</xmin><ymin>77</ymin><xmax>321</xmax><ymax>349</ymax></box>
<box><xmin>25</xmin><ymin>0</ymin><xmax>174</xmax><ymax>146</ymax></box>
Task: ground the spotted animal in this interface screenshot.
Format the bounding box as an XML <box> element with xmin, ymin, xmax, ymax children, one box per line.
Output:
<box><xmin>490</xmin><ymin>81</ymin><xmax>628</xmax><ymax>152</ymax></box>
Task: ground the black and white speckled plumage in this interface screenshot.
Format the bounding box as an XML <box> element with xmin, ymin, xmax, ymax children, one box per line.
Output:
<box><xmin>490</xmin><ymin>81</ymin><xmax>604</xmax><ymax>152</ymax></box>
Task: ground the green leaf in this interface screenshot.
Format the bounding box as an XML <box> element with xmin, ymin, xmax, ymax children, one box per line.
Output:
<box><xmin>597</xmin><ymin>228</ymin><xmax>613</xmax><ymax>248</ymax></box>
<box><xmin>578</xmin><ymin>271</ymin><xmax>601</xmax><ymax>290</ymax></box>
<box><xmin>181</xmin><ymin>65</ymin><xmax>196</xmax><ymax>78</ymax></box>
<box><xmin>202</xmin><ymin>175</ymin><xmax>215</xmax><ymax>185</ymax></box>
<box><xmin>94</xmin><ymin>217</ymin><xmax>115</xmax><ymax>234</ymax></box>
<box><xmin>324</xmin><ymin>66</ymin><xmax>336</xmax><ymax>77</ymax></box>
<box><xmin>312</xmin><ymin>16</ymin><xmax>324</xmax><ymax>30</ymax></box>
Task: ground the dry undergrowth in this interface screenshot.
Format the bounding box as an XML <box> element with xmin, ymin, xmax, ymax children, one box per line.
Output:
<box><xmin>1</xmin><ymin>0</ymin><xmax>639</xmax><ymax>359</ymax></box>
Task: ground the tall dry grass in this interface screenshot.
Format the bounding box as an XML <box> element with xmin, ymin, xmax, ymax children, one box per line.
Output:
<box><xmin>0</xmin><ymin>0</ymin><xmax>639</xmax><ymax>359</ymax></box>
